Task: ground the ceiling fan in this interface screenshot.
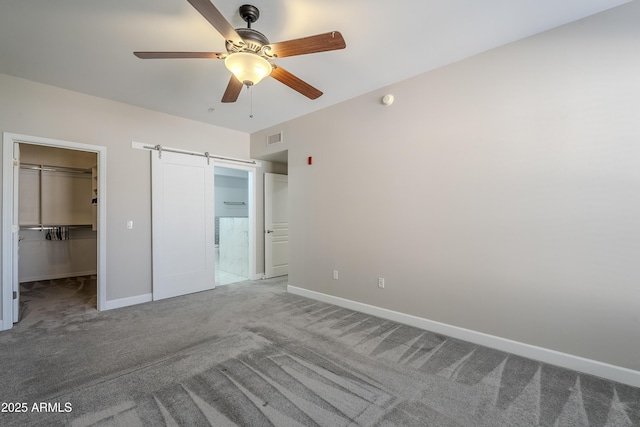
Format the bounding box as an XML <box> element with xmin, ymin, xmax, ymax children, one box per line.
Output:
<box><xmin>134</xmin><ymin>0</ymin><xmax>346</xmax><ymax>103</ymax></box>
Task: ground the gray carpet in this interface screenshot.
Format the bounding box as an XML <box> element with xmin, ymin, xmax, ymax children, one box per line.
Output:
<box><xmin>17</xmin><ymin>276</ymin><xmax>97</xmax><ymax>325</ymax></box>
<box><xmin>0</xmin><ymin>276</ymin><xmax>638</xmax><ymax>426</ymax></box>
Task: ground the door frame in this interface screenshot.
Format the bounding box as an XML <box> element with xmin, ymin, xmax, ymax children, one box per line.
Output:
<box><xmin>2</xmin><ymin>132</ymin><xmax>107</xmax><ymax>330</ymax></box>
<box><xmin>213</xmin><ymin>161</ymin><xmax>258</xmax><ymax>281</ymax></box>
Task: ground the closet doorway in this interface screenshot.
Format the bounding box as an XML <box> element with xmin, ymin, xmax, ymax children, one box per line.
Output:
<box><xmin>1</xmin><ymin>133</ymin><xmax>107</xmax><ymax>331</ymax></box>
<box><xmin>18</xmin><ymin>144</ymin><xmax>97</xmax><ymax>324</ymax></box>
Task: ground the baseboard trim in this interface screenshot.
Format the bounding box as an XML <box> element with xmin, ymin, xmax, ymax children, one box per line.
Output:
<box><xmin>103</xmin><ymin>293</ymin><xmax>152</xmax><ymax>311</ymax></box>
<box><xmin>287</xmin><ymin>285</ymin><xmax>640</xmax><ymax>388</ymax></box>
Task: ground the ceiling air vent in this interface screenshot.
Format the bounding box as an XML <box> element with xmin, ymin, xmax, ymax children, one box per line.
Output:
<box><xmin>267</xmin><ymin>131</ymin><xmax>283</xmax><ymax>146</ymax></box>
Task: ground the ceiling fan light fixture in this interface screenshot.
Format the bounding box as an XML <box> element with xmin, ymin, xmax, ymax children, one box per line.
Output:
<box><xmin>224</xmin><ymin>52</ymin><xmax>272</xmax><ymax>86</ymax></box>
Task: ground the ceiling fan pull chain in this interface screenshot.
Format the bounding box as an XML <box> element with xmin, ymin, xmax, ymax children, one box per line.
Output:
<box><xmin>249</xmin><ymin>85</ymin><xmax>254</xmax><ymax>119</ymax></box>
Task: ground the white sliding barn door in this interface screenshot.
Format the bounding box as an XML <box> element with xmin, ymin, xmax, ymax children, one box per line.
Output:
<box><xmin>264</xmin><ymin>173</ymin><xmax>288</xmax><ymax>278</ymax></box>
<box><xmin>152</xmin><ymin>151</ymin><xmax>215</xmax><ymax>300</ymax></box>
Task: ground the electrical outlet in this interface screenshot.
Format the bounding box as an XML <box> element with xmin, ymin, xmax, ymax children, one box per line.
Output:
<box><xmin>378</xmin><ymin>278</ymin><xmax>385</xmax><ymax>288</ymax></box>
<box><xmin>333</xmin><ymin>270</ymin><xmax>339</xmax><ymax>280</ymax></box>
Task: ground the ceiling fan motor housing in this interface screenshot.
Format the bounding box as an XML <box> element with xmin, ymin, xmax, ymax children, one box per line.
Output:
<box><xmin>227</xmin><ymin>28</ymin><xmax>270</xmax><ymax>54</ymax></box>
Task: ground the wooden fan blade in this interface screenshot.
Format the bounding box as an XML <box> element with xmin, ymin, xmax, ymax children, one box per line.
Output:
<box><xmin>187</xmin><ymin>0</ymin><xmax>244</xmax><ymax>46</ymax></box>
<box><xmin>266</xmin><ymin>31</ymin><xmax>346</xmax><ymax>58</ymax></box>
<box><xmin>221</xmin><ymin>76</ymin><xmax>243</xmax><ymax>103</ymax></box>
<box><xmin>133</xmin><ymin>52</ymin><xmax>224</xmax><ymax>59</ymax></box>
<box><xmin>270</xmin><ymin>66</ymin><xmax>322</xmax><ymax>100</ymax></box>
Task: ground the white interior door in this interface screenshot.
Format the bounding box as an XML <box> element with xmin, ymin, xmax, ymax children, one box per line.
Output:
<box><xmin>12</xmin><ymin>143</ymin><xmax>20</xmax><ymax>322</ymax></box>
<box><xmin>264</xmin><ymin>173</ymin><xmax>288</xmax><ymax>278</ymax></box>
<box><xmin>152</xmin><ymin>151</ymin><xmax>215</xmax><ymax>300</ymax></box>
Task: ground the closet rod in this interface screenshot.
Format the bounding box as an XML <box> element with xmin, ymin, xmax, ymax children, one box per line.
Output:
<box><xmin>144</xmin><ymin>144</ymin><xmax>257</xmax><ymax>166</ymax></box>
<box><xmin>20</xmin><ymin>225</ymin><xmax>93</xmax><ymax>230</ymax></box>
<box><xmin>20</xmin><ymin>163</ymin><xmax>92</xmax><ymax>174</ymax></box>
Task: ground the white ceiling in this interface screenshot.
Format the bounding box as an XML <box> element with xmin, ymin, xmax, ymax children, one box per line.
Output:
<box><xmin>0</xmin><ymin>0</ymin><xmax>629</xmax><ymax>134</ymax></box>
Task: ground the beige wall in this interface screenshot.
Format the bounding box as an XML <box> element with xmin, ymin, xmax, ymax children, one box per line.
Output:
<box><xmin>251</xmin><ymin>2</ymin><xmax>640</xmax><ymax>371</ymax></box>
<box><xmin>0</xmin><ymin>74</ymin><xmax>253</xmax><ymax>312</ymax></box>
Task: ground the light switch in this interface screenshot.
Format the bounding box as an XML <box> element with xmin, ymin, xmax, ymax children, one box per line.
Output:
<box><xmin>127</xmin><ymin>220</ymin><xmax>133</xmax><ymax>230</ymax></box>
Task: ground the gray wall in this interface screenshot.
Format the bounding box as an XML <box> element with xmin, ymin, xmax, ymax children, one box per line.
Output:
<box><xmin>251</xmin><ymin>2</ymin><xmax>640</xmax><ymax>371</ymax></box>
<box><xmin>0</xmin><ymin>74</ymin><xmax>251</xmax><ymax>312</ymax></box>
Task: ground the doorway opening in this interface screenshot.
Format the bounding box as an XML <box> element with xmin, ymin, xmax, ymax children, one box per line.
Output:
<box><xmin>17</xmin><ymin>144</ymin><xmax>97</xmax><ymax>325</ymax></box>
<box><xmin>215</xmin><ymin>166</ymin><xmax>250</xmax><ymax>286</ymax></box>
<box><xmin>2</xmin><ymin>133</ymin><xmax>107</xmax><ymax>331</ymax></box>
